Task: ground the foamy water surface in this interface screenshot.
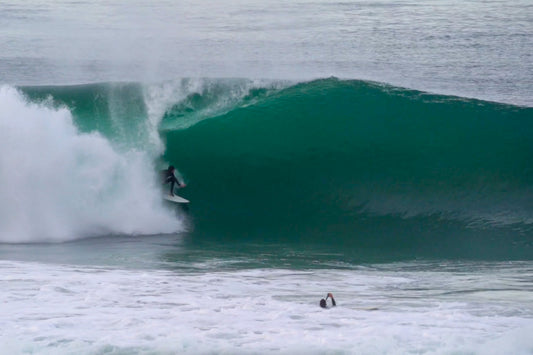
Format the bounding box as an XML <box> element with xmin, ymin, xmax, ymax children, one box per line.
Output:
<box><xmin>1</xmin><ymin>260</ymin><xmax>532</xmax><ymax>354</ymax></box>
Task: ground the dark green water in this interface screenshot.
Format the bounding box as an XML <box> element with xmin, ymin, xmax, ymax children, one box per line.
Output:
<box><xmin>21</xmin><ymin>78</ymin><xmax>533</xmax><ymax>261</ymax></box>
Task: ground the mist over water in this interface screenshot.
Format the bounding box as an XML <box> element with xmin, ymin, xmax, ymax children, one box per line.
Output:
<box><xmin>0</xmin><ymin>86</ymin><xmax>182</xmax><ymax>242</ymax></box>
<box><xmin>1</xmin><ymin>0</ymin><xmax>532</xmax><ymax>106</ymax></box>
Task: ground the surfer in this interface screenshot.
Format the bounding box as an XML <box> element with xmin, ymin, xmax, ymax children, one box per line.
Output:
<box><xmin>319</xmin><ymin>293</ymin><xmax>336</xmax><ymax>309</ymax></box>
<box><xmin>161</xmin><ymin>165</ymin><xmax>186</xmax><ymax>196</ymax></box>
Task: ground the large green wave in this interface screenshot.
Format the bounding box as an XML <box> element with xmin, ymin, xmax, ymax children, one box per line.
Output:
<box><xmin>21</xmin><ymin>78</ymin><xmax>533</xmax><ymax>259</ymax></box>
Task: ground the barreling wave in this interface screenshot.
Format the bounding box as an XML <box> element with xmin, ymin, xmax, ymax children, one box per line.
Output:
<box><xmin>11</xmin><ymin>78</ymin><xmax>533</xmax><ymax>258</ymax></box>
<box><xmin>161</xmin><ymin>78</ymin><xmax>533</xmax><ymax>259</ymax></box>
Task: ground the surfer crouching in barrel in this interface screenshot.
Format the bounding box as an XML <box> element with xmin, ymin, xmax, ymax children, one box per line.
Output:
<box><xmin>161</xmin><ymin>165</ymin><xmax>186</xmax><ymax>196</ymax></box>
<box><xmin>320</xmin><ymin>293</ymin><xmax>336</xmax><ymax>309</ymax></box>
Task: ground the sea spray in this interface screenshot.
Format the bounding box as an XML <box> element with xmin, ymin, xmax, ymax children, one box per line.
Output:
<box><xmin>146</xmin><ymin>78</ymin><xmax>289</xmax><ymax>131</ymax></box>
<box><xmin>0</xmin><ymin>86</ymin><xmax>182</xmax><ymax>242</ymax></box>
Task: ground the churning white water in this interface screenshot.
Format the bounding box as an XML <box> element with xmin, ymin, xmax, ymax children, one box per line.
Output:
<box><xmin>1</xmin><ymin>260</ymin><xmax>532</xmax><ymax>354</ymax></box>
<box><xmin>0</xmin><ymin>86</ymin><xmax>182</xmax><ymax>242</ymax></box>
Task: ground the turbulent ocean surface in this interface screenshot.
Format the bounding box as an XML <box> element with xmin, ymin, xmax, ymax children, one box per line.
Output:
<box><xmin>1</xmin><ymin>0</ymin><xmax>532</xmax><ymax>354</ymax></box>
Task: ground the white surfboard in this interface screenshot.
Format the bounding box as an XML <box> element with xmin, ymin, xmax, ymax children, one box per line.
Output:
<box><xmin>163</xmin><ymin>194</ymin><xmax>190</xmax><ymax>204</ymax></box>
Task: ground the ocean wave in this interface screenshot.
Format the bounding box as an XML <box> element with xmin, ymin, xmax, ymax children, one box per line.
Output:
<box><xmin>12</xmin><ymin>78</ymin><xmax>533</xmax><ymax>257</ymax></box>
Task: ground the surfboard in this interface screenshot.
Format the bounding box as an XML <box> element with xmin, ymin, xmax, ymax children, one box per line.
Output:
<box><xmin>163</xmin><ymin>194</ymin><xmax>190</xmax><ymax>204</ymax></box>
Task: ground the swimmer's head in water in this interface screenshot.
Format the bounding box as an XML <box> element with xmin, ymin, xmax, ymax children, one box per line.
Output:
<box><xmin>320</xmin><ymin>293</ymin><xmax>336</xmax><ymax>308</ymax></box>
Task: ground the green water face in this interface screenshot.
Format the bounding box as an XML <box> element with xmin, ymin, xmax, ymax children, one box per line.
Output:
<box><xmin>163</xmin><ymin>79</ymin><xmax>533</xmax><ymax>259</ymax></box>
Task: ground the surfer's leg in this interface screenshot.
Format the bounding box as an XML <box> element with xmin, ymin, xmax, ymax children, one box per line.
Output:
<box><xmin>170</xmin><ymin>181</ymin><xmax>175</xmax><ymax>195</ymax></box>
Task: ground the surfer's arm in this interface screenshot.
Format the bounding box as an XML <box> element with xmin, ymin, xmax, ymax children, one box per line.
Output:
<box><xmin>167</xmin><ymin>171</ymin><xmax>186</xmax><ymax>188</ymax></box>
<box><xmin>174</xmin><ymin>176</ymin><xmax>185</xmax><ymax>187</ymax></box>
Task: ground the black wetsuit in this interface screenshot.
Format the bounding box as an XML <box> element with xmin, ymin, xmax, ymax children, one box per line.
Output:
<box><xmin>161</xmin><ymin>169</ymin><xmax>182</xmax><ymax>195</ymax></box>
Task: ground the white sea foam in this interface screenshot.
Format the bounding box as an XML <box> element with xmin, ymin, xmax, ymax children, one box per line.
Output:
<box><xmin>1</xmin><ymin>260</ymin><xmax>532</xmax><ymax>354</ymax></box>
<box><xmin>0</xmin><ymin>86</ymin><xmax>183</xmax><ymax>242</ymax></box>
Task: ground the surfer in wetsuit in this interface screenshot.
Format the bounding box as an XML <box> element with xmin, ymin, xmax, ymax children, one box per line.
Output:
<box><xmin>161</xmin><ymin>165</ymin><xmax>185</xmax><ymax>196</ymax></box>
<box><xmin>320</xmin><ymin>293</ymin><xmax>336</xmax><ymax>309</ymax></box>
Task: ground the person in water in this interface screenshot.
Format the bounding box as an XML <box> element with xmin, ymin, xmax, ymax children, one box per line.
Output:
<box><xmin>161</xmin><ymin>165</ymin><xmax>185</xmax><ymax>196</ymax></box>
<box><xmin>320</xmin><ymin>293</ymin><xmax>336</xmax><ymax>309</ymax></box>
